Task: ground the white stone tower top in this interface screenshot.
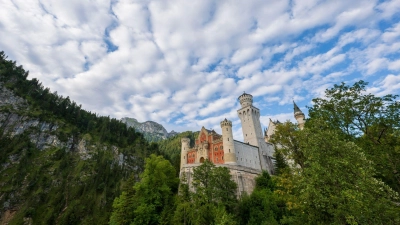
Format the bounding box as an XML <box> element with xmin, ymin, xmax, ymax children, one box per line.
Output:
<box><xmin>220</xmin><ymin>118</ymin><xmax>232</xmax><ymax>127</ymax></box>
<box><xmin>238</xmin><ymin>92</ymin><xmax>253</xmax><ymax>108</ymax></box>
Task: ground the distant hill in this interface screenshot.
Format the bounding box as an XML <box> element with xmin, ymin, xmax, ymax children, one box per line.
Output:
<box><xmin>121</xmin><ymin>117</ymin><xmax>178</xmax><ymax>142</ymax></box>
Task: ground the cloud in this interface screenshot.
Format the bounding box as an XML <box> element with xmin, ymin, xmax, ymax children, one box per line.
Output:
<box><xmin>369</xmin><ymin>74</ymin><xmax>400</xmax><ymax>96</ymax></box>
<box><xmin>0</xmin><ymin>0</ymin><xmax>399</xmax><ymax>136</ymax></box>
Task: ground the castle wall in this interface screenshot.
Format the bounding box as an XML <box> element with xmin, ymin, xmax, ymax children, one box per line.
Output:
<box><xmin>258</xmin><ymin>142</ymin><xmax>275</xmax><ymax>174</ymax></box>
<box><xmin>180</xmin><ymin>163</ymin><xmax>261</xmax><ymax>197</ymax></box>
<box><xmin>234</xmin><ymin>141</ymin><xmax>261</xmax><ymax>170</ymax></box>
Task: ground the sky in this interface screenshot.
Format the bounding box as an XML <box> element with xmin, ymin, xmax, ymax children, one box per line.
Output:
<box><xmin>0</xmin><ymin>0</ymin><xmax>399</xmax><ymax>140</ymax></box>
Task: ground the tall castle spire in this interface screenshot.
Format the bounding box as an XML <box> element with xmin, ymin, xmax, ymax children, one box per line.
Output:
<box><xmin>293</xmin><ymin>101</ymin><xmax>305</xmax><ymax>130</ymax></box>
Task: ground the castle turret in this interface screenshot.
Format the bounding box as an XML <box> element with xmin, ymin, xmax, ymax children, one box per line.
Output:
<box><xmin>220</xmin><ymin>119</ymin><xmax>236</xmax><ymax>164</ymax></box>
<box><xmin>237</xmin><ymin>93</ymin><xmax>263</xmax><ymax>146</ymax></box>
<box><xmin>293</xmin><ymin>101</ymin><xmax>305</xmax><ymax>130</ymax></box>
<box><xmin>181</xmin><ymin>138</ymin><xmax>190</xmax><ymax>168</ymax></box>
<box><xmin>239</xmin><ymin>92</ymin><xmax>253</xmax><ymax>108</ymax></box>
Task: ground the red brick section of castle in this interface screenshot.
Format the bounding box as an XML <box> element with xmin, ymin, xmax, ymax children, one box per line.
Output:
<box><xmin>186</xmin><ymin>128</ymin><xmax>225</xmax><ymax>164</ymax></box>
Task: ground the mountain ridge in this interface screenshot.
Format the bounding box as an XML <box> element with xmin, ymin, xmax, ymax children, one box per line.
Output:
<box><xmin>121</xmin><ymin>117</ymin><xmax>178</xmax><ymax>142</ymax></box>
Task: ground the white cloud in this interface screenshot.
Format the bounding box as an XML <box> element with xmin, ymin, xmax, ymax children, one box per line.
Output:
<box><xmin>0</xmin><ymin>0</ymin><xmax>399</xmax><ymax>134</ymax></box>
<box><xmin>382</xmin><ymin>22</ymin><xmax>400</xmax><ymax>43</ymax></box>
<box><xmin>370</xmin><ymin>74</ymin><xmax>400</xmax><ymax>96</ymax></box>
<box><xmin>389</xmin><ymin>60</ymin><xmax>400</xmax><ymax>71</ymax></box>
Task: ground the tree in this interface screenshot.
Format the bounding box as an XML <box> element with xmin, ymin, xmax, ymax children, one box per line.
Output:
<box><xmin>173</xmin><ymin>160</ymin><xmax>237</xmax><ymax>225</ymax></box>
<box><xmin>274</xmin><ymin>150</ymin><xmax>289</xmax><ymax>176</ymax></box>
<box><xmin>270</xmin><ymin>122</ymin><xmax>305</xmax><ymax>169</ymax></box>
<box><xmin>237</xmin><ymin>171</ymin><xmax>283</xmax><ymax>225</ymax></box>
<box><xmin>274</xmin><ymin>120</ymin><xmax>400</xmax><ymax>224</ymax></box>
<box><xmin>308</xmin><ymin>80</ymin><xmax>400</xmax><ymax>192</ymax></box>
<box><xmin>109</xmin><ymin>154</ymin><xmax>179</xmax><ymax>225</ymax></box>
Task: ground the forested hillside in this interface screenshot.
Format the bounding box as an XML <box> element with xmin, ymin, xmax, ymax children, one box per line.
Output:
<box><xmin>0</xmin><ymin>51</ymin><xmax>159</xmax><ymax>224</ymax></box>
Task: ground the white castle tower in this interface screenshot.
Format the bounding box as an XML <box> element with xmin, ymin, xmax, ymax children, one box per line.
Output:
<box><xmin>237</xmin><ymin>93</ymin><xmax>274</xmax><ymax>173</ymax></box>
<box><xmin>220</xmin><ymin>118</ymin><xmax>236</xmax><ymax>164</ymax></box>
<box><xmin>181</xmin><ymin>137</ymin><xmax>190</xmax><ymax>168</ymax></box>
<box><xmin>237</xmin><ymin>93</ymin><xmax>264</xmax><ymax>147</ymax></box>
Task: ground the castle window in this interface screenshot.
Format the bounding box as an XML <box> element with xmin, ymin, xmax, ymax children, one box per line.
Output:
<box><xmin>226</xmin><ymin>128</ymin><xmax>228</xmax><ymax>131</ymax></box>
<box><xmin>216</xmin><ymin>157</ymin><xmax>218</xmax><ymax>162</ymax></box>
<box><xmin>228</xmin><ymin>138</ymin><xmax>229</xmax><ymax>141</ymax></box>
<box><xmin>229</xmin><ymin>149</ymin><xmax>230</xmax><ymax>153</ymax></box>
<box><xmin>222</xmin><ymin>156</ymin><xmax>224</xmax><ymax>160</ymax></box>
<box><xmin>220</xmin><ymin>146</ymin><xmax>223</xmax><ymax>149</ymax></box>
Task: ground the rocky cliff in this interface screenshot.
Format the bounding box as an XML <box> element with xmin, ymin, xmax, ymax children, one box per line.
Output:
<box><xmin>121</xmin><ymin>117</ymin><xmax>178</xmax><ymax>142</ymax></box>
<box><xmin>0</xmin><ymin>51</ymin><xmax>157</xmax><ymax>224</ymax></box>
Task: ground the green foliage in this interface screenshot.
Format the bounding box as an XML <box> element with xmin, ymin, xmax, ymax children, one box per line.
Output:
<box><xmin>295</xmin><ymin>122</ymin><xmax>399</xmax><ymax>224</ymax></box>
<box><xmin>110</xmin><ymin>155</ymin><xmax>179</xmax><ymax>225</ymax></box>
<box><xmin>0</xmin><ymin>51</ymin><xmax>159</xmax><ymax>224</ymax></box>
<box><xmin>274</xmin><ymin>150</ymin><xmax>289</xmax><ymax>176</ymax></box>
<box><xmin>191</xmin><ymin>160</ymin><xmax>237</xmax><ymax>211</ymax></box>
<box><xmin>173</xmin><ymin>160</ymin><xmax>238</xmax><ymax>225</ymax></box>
<box><xmin>237</xmin><ymin>171</ymin><xmax>286</xmax><ymax>225</ymax></box>
<box><xmin>271</xmin><ymin>80</ymin><xmax>400</xmax><ymax>224</ymax></box>
<box><xmin>270</xmin><ymin>122</ymin><xmax>305</xmax><ymax>169</ymax></box>
<box><xmin>157</xmin><ymin>131</ymin><xmax>198</xmax><ymax>174</ymax></box>
<box><xmin>308</xmin><ymin>80</ymin><xmax>400</xmax><ymax>192</ymax></box>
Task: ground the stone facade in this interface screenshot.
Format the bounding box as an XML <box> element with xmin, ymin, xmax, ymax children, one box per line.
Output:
<box><xmin>180</xmin><ymin>93</ymin><xmax>305</xmax><ymax>195</ymax></box>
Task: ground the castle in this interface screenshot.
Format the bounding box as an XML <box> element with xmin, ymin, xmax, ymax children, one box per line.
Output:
<box><xmin>180</xmin><ymin>93</ymin><xmax>305</xmax><ymax>196</ymax></box>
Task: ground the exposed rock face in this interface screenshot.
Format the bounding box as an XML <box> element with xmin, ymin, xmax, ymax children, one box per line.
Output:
<box><xmin>0</xmin><ymin>83</ymin><xmax>128</xmax><ymax>223</ymax></box>
<box><xmin>0</xmin><ymin>82</ymin><xmax>122</xmax><ymax>159</ymax></box>
<box><xmin>121</xmin><ymin>117</ymin><xmax>178</xmax><ymax>142</ymax></box>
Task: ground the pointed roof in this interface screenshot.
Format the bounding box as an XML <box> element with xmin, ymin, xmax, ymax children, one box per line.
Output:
<box><xmin>293</xmin><ymin>100</ymin><xmax>303</xmax><ymax>114</ymax></box>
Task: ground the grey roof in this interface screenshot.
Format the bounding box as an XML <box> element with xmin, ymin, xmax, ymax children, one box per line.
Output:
<box><xmin>293</xmin><ymin>101</ymin><xmax>303</xmax><ymax>114</ymax></box>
